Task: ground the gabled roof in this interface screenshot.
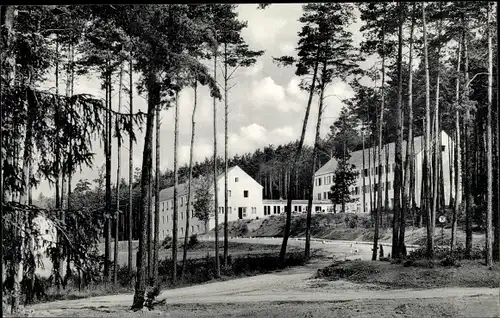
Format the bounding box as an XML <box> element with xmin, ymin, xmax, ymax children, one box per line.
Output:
<box><xmin>157</xmin><ymin>165</ymin><xmax>257</xmax><ymax>202</ymax></box>
<box><xmin>315</xmin><ymin>131</ymin><xmax>447</xmax><ymax>177</ymax></box>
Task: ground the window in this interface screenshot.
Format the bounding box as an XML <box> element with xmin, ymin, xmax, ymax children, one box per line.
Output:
<box><xmin>244</xmin><ymin>190</ymin><xmax>249</xmax><ymax>198</ymax></box>
<box><xmin>235</xmin><ymin>177</ymin><xmax>239</xmax><ymax>182</ymax></box>
<box><xmin>315</xmin><ymin>206</ymin><xmax>321</xmax><ymax>212</ymax></box>
<box><xmin>45</xmin><ymin>229</ymin><xmax>49</xmax><ymax>235</ymax></box>
<box><xmin>298</xmin><ymin>205</ymin><xmax>302</xmax><ymax>212</ymax></box>
<box><xmin>317</xmin><ymin>193</ymin><xmax>321</xmax><ymax>200</ymax></box>
<box><xmin>242</xmin><ymin>207</ymin><xmax>247</xmax><ymax>217</ymax></box>
<box><xmin>323</xmin><ymin>192</ymin><xmax>327</xmax><ymax>200</ymax></box>
<box><xmin>441</xmin><ymin>145</ymin><xmax>446</xmax><ymax>152</ymax></box>
<box><xmin>197</xmin><ymin>225</ymin><xmax>200</xmax><ymax>232</ymax></box>
<box><xmin>162</xmin><ymin>202</ymin><xmax>165</xmax><ymax>212</ymax></box>
<box><xmin>163</xmin><ymin>216</ymin><xmax>165</xmax><ymax>224</ymax></box>
<box><xmin>180</xmin><ymin>227</ymin><xmax>184</xmax><ymax>235</ymax></box>
<box><xmin>228</xmin><ymin>190</ymin><xmax>231</xmax><ymax>197</ymax></box>
<box><xmin>191</xmin><ymin>226</ymin><xmax>194</xmax><ymax>234</ymax></box>
<box><xmin>162</xmin><ymin>230</ymin><xmax>165</xmax><ymax>238</ymax></box>
<box><xmin>180</xmin><ymin>196</ymin><xmax>184</xmax><ymax>206</ymax></box>
<box><xmin>181</xmin><ymin>212</ymin><xmax>184</xmax><ymax>220</ymax></box>
<box><xmin>294</xmin><ymin>205</ymin><xmax>298</xmax><ymax>212</ymax></box>
<box><xmin>167</xmin><ymin>215</ymin><xmax>169</xmax><ymax>223</ymax></box>
<box><xmin>363</xmin><ymin>168</ymin><xmax>368</xmax><ymax>177</ymax></box>
<box><xmin>318</xmin><ymin>178</ymin><xmax>322</xmax><ymax>186</ymax></box>
<box><xmin>252</xmin><ymin>207</ymin><xmax>256</xmax><ymax>214</ymax></box>
<box><xmin>229</xmin><ymin>207</ymin><xmax>232</xmax><ymax>214</ymax></box>
<box><xmin>388</xmin><ymin>181</ymin><xmax>392</xmax><ymax>190</ymax></box>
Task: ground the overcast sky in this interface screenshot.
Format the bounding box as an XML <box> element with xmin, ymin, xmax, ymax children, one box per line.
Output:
<box><xmin>34</xmin><ymin>4</ymin><xmax>374</xmax><ymax>199</ymax></box>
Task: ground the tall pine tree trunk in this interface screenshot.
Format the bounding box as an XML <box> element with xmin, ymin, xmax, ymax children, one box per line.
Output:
<box><xmin>223</xmin><ymin>43</ymin><xmax>229</xmax><ymax>267</ymax></box>
<box><xmin>65</xmin><ymin>42</ymin><xmax>75</xmax><ymax>287</ymax></box>
<box><xmin>306</xmin><ymin>63</ymin><xmax>326</xmax><ymax>260</ymax></box>
<box><xmin>172</xmin><ymin>90</ymin><xmax>180</xmax><ymax>285</ymax></box>
<box><xmin>432</xmin><ymin>28</ymin><xmax>442</xmax><ymax>248</ymax></box>
<box><xmin>114</xmin><ymin>62</ymin><xmax>124</xmax><ymax>285</ymax></box>
<box><xmin>212</xmin><ymin>53</ymin><xmax>221</xmax><ymax>277</ymax></box>
<box><xmin>131</xmin><ymin>70</ymin><xmax>159</xmax><ymax>310</ymax></box>
<box><xmin>182</xmin><ymin>82</ymin><xmax>198</xmax><ymax>279</ymax></box>
<box><xmin>128</xmin><ymin>54</ymin><xmax>134</xmax><ymax>272</ymax></box>
<box><xmin>393</xmin><ymin>1</ymin><xmax>404</xmax><ymax>258</ymax></box>
<box><xmin>153</xmin><ymin>91</ymin><xmax>160</xmax><ymax>285</ymax></box>
<box><xmin>451</xmin><ymin>40</ymin><xmax>462</xmax><ymax>252</ymax></box>
<box><xmin>280</xmin><ymin>49</ymin><xmax>320</xmax><ymax>264</ymax></box>
<box><xmin>402</xmin><ymin>2</ymin><xmax>415</xmax><ymax>251</ymax></box>
<box><xmin>463</xmin><ymin>19</ymin><xmax>473</xmax><ymax>257</ymax></box>
<box><xmin>422</xmin><ymin>2</ymin><xmax>434</xmax><ymax>258</ymax></box>
<box><xmin>147</xmin><ymin>158</ymin><xmax>153</xmax><ymax>282</ymax></box>
<box><xmin>485</xmin><ymin>2</ymin><xmax>493</xmax><ymax>268</ymax></box>
<box><xmin>373</xmin><ymin>27</ymin><xmax>385</xmax><ymax>260</ymax></box>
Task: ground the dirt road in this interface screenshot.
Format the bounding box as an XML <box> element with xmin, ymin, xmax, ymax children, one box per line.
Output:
<box><xmin>24</xmin><ymin>239</ymin><xmax>500</xmax><ymax>317</ymax></box>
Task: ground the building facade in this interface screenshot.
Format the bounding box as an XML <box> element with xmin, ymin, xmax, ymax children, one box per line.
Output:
<box><xmin>313</xmin><ymin>131</ymin><xmax>453</xmax><ymax>214</ymax></box>
<box><xmin>153</xmin><ymin>165</ymin><xmax>264</xmax><ymax>241</ymax></box>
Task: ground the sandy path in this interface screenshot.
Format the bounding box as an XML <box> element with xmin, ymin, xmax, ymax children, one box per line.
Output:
<box><xmin>28</xmin><ymin>239</ymin><xmax>498</xmax><ymax>314</ymax></box>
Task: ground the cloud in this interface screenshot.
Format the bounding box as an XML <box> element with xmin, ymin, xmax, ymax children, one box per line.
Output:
<box><xmin>272</xmin><ymin>126</ymin><xmax>294</xmax><ymax>139</ymax></box>
<box><xmin>249</xmin><ymin>76</ymin><xmax>304</xmax><ymax>113</ymax></box>
<box><xmin>240</xmin><ymin>123</ymin><xmax>267</xmax><ymax>142</ymax></box>
<box><xmin>280</xmin><ymin>43</ymin><xmax>295</xmax><ymax>55</ymax></box>
<box><xmin>251</xmin><ymin>77</ymin><xmax>286</xmax><ymax>107</ymax></box>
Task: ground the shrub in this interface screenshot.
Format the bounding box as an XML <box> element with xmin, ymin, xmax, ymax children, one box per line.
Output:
<box><xmin>440</xmin><ymin>256</ymin><xmax>461</xmax><ymax>267</ymax></box>
<box><xmin>188</xmin><ymin>234</ymin><xmax>199</xmax><ymax>248</ymax></box>
<box><xmin>316</xmin><ymin>260</ymin><xmax>379</xmax><ymax>281</ymax></box>
<box><xmin>117</xmin><ymin>265</ymin><xmax>136</xmax><ymax>287</ymax></box>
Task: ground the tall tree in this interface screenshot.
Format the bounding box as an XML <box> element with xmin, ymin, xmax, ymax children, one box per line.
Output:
<box><xmin>393</xmin><ymin>1</ymin><xmax>404</xmax><ymax>258</ymax></box>
<box><xmin>211</xmin><ymin>35</ymin><xmax>221</xmax><ymax>278</ymax></box>
<box><xmin>274</xmin><ymin>3</ymin><xmax>349</xmax><ymax>263</ymax></box>
<box><xmin>172</xmin><ymin>89</ymin><xmax>180</xmax><ymax>285</ymax></box>
<box><xmin>485</xmin><ymin>1</ymin><xmax>493</xmax><ymax>268</ymax></box>
<box><xmin>153</xmin><ymin>82</ymin><xmax>161</xmax><ymax>285</ymax></box>
<box><xmin>114</xmin><ymin>62</ymin><xmax>124</xmax><ymax>284</ymax></box>
<box><xmin>182</xmin><ymin>81</ymin><xmax>198</xmax><ymax>279</ymax></box>
<box><xmin>217</xmin><ymin>5</ymin><xmax>264</xmax><ymax>266</ymax></box>
<box><xmin>128</xmin><ymin>50</ymin><xmax>134</xmax><ymax>272</ymax></box>
<box><xmin>422</xmin><ymin>2</ymin><xmax>434</xmax><ymax>258</ymax></box>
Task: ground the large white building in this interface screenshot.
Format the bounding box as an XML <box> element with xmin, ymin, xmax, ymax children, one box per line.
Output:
<box><xmin>313</xmin><ymin>131</ymin><xmax>453</xmax><ymax>214</ymax></box>
<box><xmin>154</xmin><ymin>165</ymin><xmax>264</xmax><ymax>241</ymax></box>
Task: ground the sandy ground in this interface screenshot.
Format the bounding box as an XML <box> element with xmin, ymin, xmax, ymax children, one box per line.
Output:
<box><xmin>22</xmin><ymin>239</ymin><xmax>500</xmax><ymax>317</ymax></box>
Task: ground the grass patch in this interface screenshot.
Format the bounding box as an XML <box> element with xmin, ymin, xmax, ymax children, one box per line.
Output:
<box><xmin>316</xmin><ymin>259</ymin><xmax>500</xmax><ymax>289</ymax></box>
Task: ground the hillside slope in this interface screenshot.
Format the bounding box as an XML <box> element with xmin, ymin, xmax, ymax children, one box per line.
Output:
<box><xmin>211</xmin><ymin>214</ymin><xmax>485</xmax><ymax>246</ymax></box>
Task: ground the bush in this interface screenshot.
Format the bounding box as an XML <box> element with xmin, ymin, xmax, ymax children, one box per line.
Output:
<box><xmin>188</xmin><ymin>234</ymin><xmax>199</xmax><ymax>248</ymax></box>
<box><xmin>316</xmin><ymin>260</ymin><xmax>379</xmax><ymax>281</ymax></box>
<box><xmin>117</xmin><ymin>265</ymin><xmax>136</xmax><ymax>287</ymax></box>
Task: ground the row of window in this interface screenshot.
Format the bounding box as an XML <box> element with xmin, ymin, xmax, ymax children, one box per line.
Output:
<box><xmin>264</xmin><ymin>205</ymin><xmax>325</xmax><ymax>215</ymax></box>
<box><xmin>161</xmin><ymin>190</ymin><xmax>250</xmax><ymax>213</ymax></box>
<box><xmin>161</xmin><ymin>208</ymin><xmax>196</xmax><ymax>224</ymax></box>
<box><xmin>162</xmin><ymin>224</ymin><xmax>202</xmax><ymax>239</ymax></box>
<box><xmin>316</xmin><ymin>180</ymin><xmax>395</xmax><ymax>201</ymax></box>
<box><xmin>315</xmin><ymin>163</ymin><xmax>401</xmax><ymax>188</ymax></box>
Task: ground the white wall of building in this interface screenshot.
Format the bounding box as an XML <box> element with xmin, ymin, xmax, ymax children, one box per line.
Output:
<box><xmin>313</xmin><ymin>131</ymin><xmax>454</xmax><ymax>214</ymax></box>
<box><xmin>209</xmin><ymin>166</ymin><xmax>264</xmax><ymax>230</ymax></box>
<box><xmin>154</xmin><ymin>166</ymin><xmax>264</xmax><ymax>240</ymax></box>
